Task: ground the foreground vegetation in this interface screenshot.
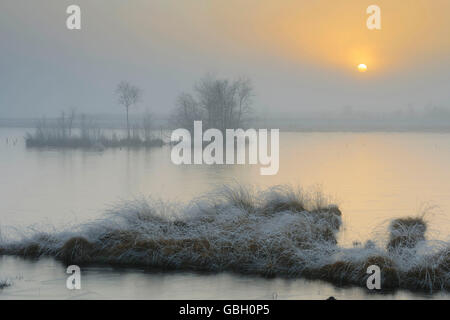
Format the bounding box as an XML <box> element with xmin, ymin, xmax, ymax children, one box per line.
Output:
<box><xmin>0</xmin><ymin>185</ymin><xmax>448</xmax><ymax>293</ymax></box>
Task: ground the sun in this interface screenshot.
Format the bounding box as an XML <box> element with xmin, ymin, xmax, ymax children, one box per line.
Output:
<box><xmin>357</xmin><ymin>64</ymin><xmax>368</xmax><ymax>72</ymax></box>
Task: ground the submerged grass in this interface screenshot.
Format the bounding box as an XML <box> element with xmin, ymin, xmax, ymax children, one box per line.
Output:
<box><xmin>0</xmin><ymin>185</ymin><xmax>449</xmax><ymax>293</ymax></box>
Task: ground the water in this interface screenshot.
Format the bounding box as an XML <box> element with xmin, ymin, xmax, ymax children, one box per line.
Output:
<box><xmin>1</xmin><ymin>127</ymin><xmax>450</xmax><ymax>299</ymax></box>
<box><xmin>1</xmin><ymin>256</ymin><xmax>447</xmax><ymax>300</ymax></box>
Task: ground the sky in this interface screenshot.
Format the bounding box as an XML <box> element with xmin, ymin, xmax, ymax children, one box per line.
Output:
<box><xmin>1</xmin><ymin>0</ymin><xmax>450</xmax><ymax>118</ymax></box>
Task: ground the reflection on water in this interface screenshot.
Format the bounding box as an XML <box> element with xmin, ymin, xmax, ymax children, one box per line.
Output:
<box><xmin>1</xmin><ymin>128</ymin><xmax>450</xmax><ymax>244</ymax></box>
<box><xmin>1</xmin><ymin>128</ymin><xmax>450</xmax><ymax>299</ymax></box>
<box><xmin>0</xmin><ymin>256</ymin><xmax>446</xmax><ymax>300</ymax></box>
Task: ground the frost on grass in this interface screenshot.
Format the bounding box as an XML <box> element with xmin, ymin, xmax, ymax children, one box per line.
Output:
<box><xmin>387</xmin><ymin>217</ymin><xmax>427</xmax><ymax>251</ymax></box>
<box><xmin>0</xmin><ymin>185</ymin><xmax>449</xmax><ymax>293</ymax></box>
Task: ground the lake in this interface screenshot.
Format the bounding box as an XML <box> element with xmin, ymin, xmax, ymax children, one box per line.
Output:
<box><xmin>1</xmin><ymin>128</ymin><xmax>450</xmax><ymax>299</ymax></box>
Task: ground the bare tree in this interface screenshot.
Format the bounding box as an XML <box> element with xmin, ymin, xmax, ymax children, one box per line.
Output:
<box><xmin>172</xmin><ymin>92</ymin><xmax>203</xmax><ymax>132</ymax></box>
<box><xmin>116</xmin><ymin>81</ymin><xmax>141</xmax><ymax>139</ymax></box>
<box><xmin>142</xmin><ymin>111</ymin><xmax>153</xmax><ymax>141</ymax></box>
<box><xmin>67</xmin><ymin>108</ymin><xmax>76</xmax><ymax>137</ymax></box>
<box><xmin>173</xmin><ymin>75</ymin><xmax>253</xmax><ymax>131</ymax></box>
<box><xmin>236</xmin><ymin>77</ymin><xmax>253</xmax><ymax>126</ymax></box>
<box><xmin>57</xmin><ymin>110</ymin><xmax>75</xmax><ymax>139</ymax></box>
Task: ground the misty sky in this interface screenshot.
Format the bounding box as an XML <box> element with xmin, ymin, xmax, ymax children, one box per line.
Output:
<box><xmin>1</xmin><ymin>0</ymin><xmax>450</xmax><ymax>118</ymax></box>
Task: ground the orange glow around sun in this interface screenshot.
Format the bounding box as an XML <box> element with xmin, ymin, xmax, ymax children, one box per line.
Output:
<box><xmin>358</xmin><ymin>64</ymin><xmax>368</xmax><ymax>72</ymax></box>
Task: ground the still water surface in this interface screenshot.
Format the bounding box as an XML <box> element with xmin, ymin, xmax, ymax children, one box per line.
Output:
<box><xmin>1</xmin><ymin>128</ymin><xmax>450</xmax><ymax>299</ymax></box>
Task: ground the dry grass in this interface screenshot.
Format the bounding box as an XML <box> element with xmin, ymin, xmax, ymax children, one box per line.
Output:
<box><xmin>0</xmin><ymin>185</ymin><xmax>449</xmax><ymax>293</ymax></box>
<box><xmin>58</xmin><ymin>237</ymin><xmax>94</xmax><ymax>264</ymax></box>
<box><xmin>387</xmin><ymin>217</ymin><xmax>427</xmax><ymax>251</ymax></box>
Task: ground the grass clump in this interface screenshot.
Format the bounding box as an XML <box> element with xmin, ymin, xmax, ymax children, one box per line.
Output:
<box><xmin>59</xmin><ymin>237</ymin><xmax>94</xmax><ymax>264</ymax></box>
<box><xmin>387</xmin><ymin>217</ymin><xmax>427</xmax><ymax>251</ymax></box>
<box><xmin>0</xmin><ymin>185</ymin><xmax>341</xmax><ymax>272</ymax></box>
<box><xmin>0</xmin><ymin>185</ymin><xmax>449</xmax><ymax>293</ymax></box>
<box><xmin>25</xmin><ymin>112</ymin><xmax>165</xmax><ymax>150</ymax></box>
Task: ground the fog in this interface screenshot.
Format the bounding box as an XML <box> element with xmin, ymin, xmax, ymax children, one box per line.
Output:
<box><xmin>1</xmin><ymin>0</ymin><xmax>450</xmax><ymax>124</ymax></box>
<box><xmin>4</xmin><ymin>1</ymin><xmax>450</xmax><ymax>300</ymax></box>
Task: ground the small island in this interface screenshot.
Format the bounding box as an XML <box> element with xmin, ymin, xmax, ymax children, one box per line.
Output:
<box><xmin>25</xmin><ymin>81</ymin><xmax>165</xmax><ymax>150</ymax></box>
